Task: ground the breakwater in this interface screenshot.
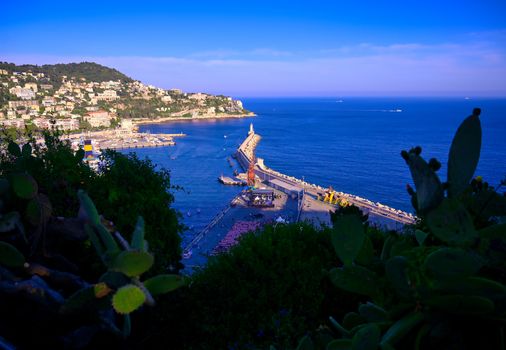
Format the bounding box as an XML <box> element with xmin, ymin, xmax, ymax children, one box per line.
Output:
<box><xmin>236</xmin><ymin>126</ymin><xmax>416</xmax><ymax>226</ymax></box>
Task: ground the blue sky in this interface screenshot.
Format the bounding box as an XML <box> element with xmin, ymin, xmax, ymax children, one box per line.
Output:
<box><xmin>2</xmin><ymin>0</ymin><xmax>506</xmax><ymax>96</ymax></box>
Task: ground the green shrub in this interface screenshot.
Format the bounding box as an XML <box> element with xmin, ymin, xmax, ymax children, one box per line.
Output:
<box><xmin>142</xmin><ymin>223</ymin><xmax>364</xmax><ymax>350</ymax></box>
<box><xmin>0</xmin><ymin>133</ymin><xmax>183</xmax><ymax>274</ymax></box>
<box><xmin>89</xmin><ymin>150</ymin><xmax>183</xmax><ymax>273</ymax></box>
<box><xmin>0</xmin><ymin>131</ymin><xmax>96</xmax><ymax>218</ymax></box>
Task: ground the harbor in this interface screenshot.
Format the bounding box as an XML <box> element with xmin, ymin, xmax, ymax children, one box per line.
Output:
<box><xmin>182</xmin><ymin>123</ymin><xmax>416</xmax><ymax>272</ymax></box>
<box><xmin>61</xmin><ymin>129</ymin><xmax>186</xmax><ymax>152</ymax></box>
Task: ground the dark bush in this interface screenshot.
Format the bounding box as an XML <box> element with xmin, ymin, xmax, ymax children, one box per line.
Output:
<box><xmin>138</xmin><ymin>223</ymin><xmax>364</xmax><ymax>349</ymax></box>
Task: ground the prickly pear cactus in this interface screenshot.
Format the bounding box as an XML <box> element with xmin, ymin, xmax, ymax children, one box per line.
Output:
<box><xmin>73</xmin><ymin>190</ymin><xmax>186</xmax><ymax>322</ymax></box>
<box><xmin>306</xmin><ymin>109</ymin><xmax>506</xmax><ymax>349</ymax></box>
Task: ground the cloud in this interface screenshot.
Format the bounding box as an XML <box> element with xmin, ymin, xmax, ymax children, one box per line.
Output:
<box><xmin>2</xmin><ymin>35</ymin><xmax>505</xmax><ymax>96</ymax></box>
<box><xmin>189</xmin><ymin>48</ymin><xmax>293</xmax><ymax>59</ymax></box>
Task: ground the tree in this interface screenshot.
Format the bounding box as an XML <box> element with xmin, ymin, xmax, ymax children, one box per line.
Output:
<box><xmin>143</xmin><ymin>223</ymin><xmax>362</xmax><ymax>349</ymax></box>
<box><xmin>89</xmin><ymin>150</ymin><xmax>183</xmax><ymax>273</ymax></box>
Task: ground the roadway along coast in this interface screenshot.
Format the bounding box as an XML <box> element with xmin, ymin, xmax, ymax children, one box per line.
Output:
<box><xmin>132</xmin><ymin>112</ymin><xmax>256</xmax><ymax>126</ymax></box>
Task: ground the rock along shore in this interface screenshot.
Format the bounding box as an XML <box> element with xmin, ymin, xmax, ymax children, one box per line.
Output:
<box><xmin>132</xmin><ymin>112</ymin><xmax>256</xmax><ymax>125</ymax></box>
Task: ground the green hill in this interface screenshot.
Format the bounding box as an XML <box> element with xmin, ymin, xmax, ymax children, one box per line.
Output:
<box><xmin>0</xmin><ymin>61</ymin><xmax>133</xmax><ymax>84</ymax></box>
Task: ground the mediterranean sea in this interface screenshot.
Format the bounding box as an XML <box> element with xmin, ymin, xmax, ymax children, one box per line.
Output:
<box><xmin>131</xmin><ymin>97</ymin><xmax>506</xmax><ymax>247</ymax></box>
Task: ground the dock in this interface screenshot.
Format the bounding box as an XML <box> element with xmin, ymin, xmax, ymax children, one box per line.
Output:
<box><xmin>62</xmin><ymin>130</ymin><xmax>186</xmax><ymax>152</ymax></box>
<box><xmin>218</xmin><ymin>175</ymin><xmax>246</xmax><ymax>186</ymax></box>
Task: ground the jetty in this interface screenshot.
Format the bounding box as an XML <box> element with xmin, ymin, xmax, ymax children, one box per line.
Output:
<box><xmin>218</xmin><ymin>175</ymin><xmax>246</xmax><ymax>186</ymax></box>
<box><xmin>235</xmin><ymin>124</ymin><xmax>416</xmax><ymax>227</ymax></box>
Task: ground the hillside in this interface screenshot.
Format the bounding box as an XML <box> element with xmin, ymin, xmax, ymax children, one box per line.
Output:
<box><xmin>0</xmin><ymin>61</ymin><xmax>252</xmax><ymax>132</ymax></box>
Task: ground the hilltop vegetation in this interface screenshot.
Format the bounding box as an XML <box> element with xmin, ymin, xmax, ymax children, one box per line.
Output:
<box><xmin>0</xmin><ymin>61</ymin><xmax>133</xmax><ymax>85</ymax></box>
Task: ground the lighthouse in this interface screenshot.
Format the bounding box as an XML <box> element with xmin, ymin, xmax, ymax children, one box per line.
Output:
<box><xmin>248</xmin><ymin>123</ymin><xmax>254</xmax><ymax>135</ymax></box>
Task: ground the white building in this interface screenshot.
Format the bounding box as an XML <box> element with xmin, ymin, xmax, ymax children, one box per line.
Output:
<box><xmin>10</xmin><ymin>87</ymin><xmax>36</xmax><ymax>100</ymax></box>
<box><xmin>84</xmin><ymin>110</ymin><xmax>112</xmax><ymax>127</ymax></box>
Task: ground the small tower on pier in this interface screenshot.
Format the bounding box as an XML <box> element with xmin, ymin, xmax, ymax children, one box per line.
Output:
<box><xmin>248</xmin><ymin>123</ymin><xmax>254</xmax><ymax>135</ymax></box>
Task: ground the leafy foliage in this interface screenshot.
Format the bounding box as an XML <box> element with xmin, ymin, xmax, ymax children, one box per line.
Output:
<box><xmin>142</xmin><ymin>223</ymin><xmax>363</xmax><ymax>350</ymax></box>
<box><xmin>0</xmin><ymin>61</ymin><xmax>133</xmax><ymax>86</ymax></box>
<box><xmin>89</xmin><ymin>149</ymin><xmax>183</xmax><ymax>273</ymax></box>
<box><xmin>0</xmin><ymin>133</ymin><xmax>183</xmax><ymax>274</ymax></box>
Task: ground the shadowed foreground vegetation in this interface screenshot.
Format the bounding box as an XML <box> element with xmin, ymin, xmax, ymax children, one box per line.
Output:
<box><xmin>0</xmin><ymin>109</ymin><xmax>505</xmax><ymax>349</ymax></box>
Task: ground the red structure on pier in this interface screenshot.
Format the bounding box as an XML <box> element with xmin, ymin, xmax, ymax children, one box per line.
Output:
<box><xmin>247</xmin><ymin>154</ymin><xmax>256</xmax><ymax>186</ymax></box>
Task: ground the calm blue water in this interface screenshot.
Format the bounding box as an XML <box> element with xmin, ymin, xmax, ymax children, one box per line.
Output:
<box><xmin>131</xmin><ymin>98</ymin><xmax>506</xmax><ymax>245</ymax></box>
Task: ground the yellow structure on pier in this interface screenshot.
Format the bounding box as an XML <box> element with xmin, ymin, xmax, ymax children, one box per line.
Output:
<box><xmin>318</xmin><ymin>190</ymin><xmax>350</xmax><ymax>207</ymax></box>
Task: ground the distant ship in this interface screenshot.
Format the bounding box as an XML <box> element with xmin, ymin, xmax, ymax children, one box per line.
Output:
<box><xmin>224</xmin><ymin>135</ymin><xmax>227</xmax><ymax>138</ymax></box>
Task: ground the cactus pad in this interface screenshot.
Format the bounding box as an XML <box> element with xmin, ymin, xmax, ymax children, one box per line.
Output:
<box><xmin>130</xmin><ymin>216</ymin><xmax>145</xmax><ymax>250</ymax></box>
<box><xmin>25</xmin><ymin>194</ymin><xmax>52</xmax><ymax>226</ymax></box>
<box><xmin>77</xmin><ymin>190</ymin><xmax>101</xmax><ymax>226</ymax></box>
<box><xmin>426</xmin><ymin>198</ymin><xmax>477</xmax><ymax>245</ymax></box>
<box><xmin>329</xmin><ymin>265</ymin><xmax>379</xmax><ymax>297</ymax></box>
<box><xmin>112</xmin><ymin>251</ymin><xmax>154</xmax><ymax>277</ymax></box>
<box><xmin>7</xmin><ymin>141</ymin><xmax>21</xmax><ymax>157</ymax></box>
<box><xmin>21</xmin><ymin>143</ymin><xmax>32</xmax><ymax>157</ymax></box>
<box><xmin>0</xmin><ymin>241</ymin><xmax>25</xmax><ymax>268</ymax></box>
<box><xmin>402</xmin><ymin>151</ymin><xmax>443</xmax><ymax>214</ymax></box>
<box><xmin>424</xmin><ymin>247</ymin><xmax>483</xmax><ymax>281</ymax></box>
<box><xmin>352</xmin><ymin>323</ymin><xmax>380</xmax><ymax>350</ymax></box>
<box><xmin>448</xmin><ymin>109</ymin><xmax>482</xmax><ymax>197</ymax></box>
<box><xmin>11</xmin><ymin>173</ymin><xmax>38</xmax><ymax>199</ymax></box>
<box><xmin>112</xmin><ymin>284</ymin><xmax>146</xmax><ymax>314</ymax></box>
<box><xmin>144</xmin><ymin>274</ymin><xmax>185</xmax><ymax>296</ymax></box>
<box><xmin>331</xmin><ymin>215</ymin><xmax>365</xmax><ymax>266</ymax></box>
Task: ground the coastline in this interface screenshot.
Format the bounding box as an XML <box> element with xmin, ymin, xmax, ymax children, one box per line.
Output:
<box><xmin>132</xmin><ymin>112</ymin><xmax>256</xmax><ymax>126</ymax></box>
